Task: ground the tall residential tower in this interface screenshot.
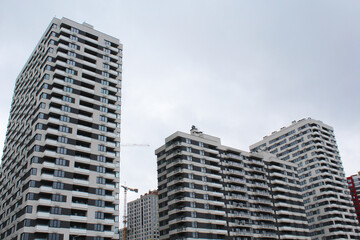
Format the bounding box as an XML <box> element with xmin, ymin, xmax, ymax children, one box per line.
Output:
<box><xmin>0</xmin><ymin>18</ymin><xmax>122</xmax><ymax>240</ymax></box>
<box><xmin>156</xmin><ymin>127</ymin><xmax>310</xmax><ymax>240</ymax></box>
<box><xmin>250</xmin><ymin>118</ymin><xmax>360</xmax><ymax>239</ymax></box>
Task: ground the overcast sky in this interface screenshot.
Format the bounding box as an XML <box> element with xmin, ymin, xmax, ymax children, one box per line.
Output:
<box><xmin>1</xmin><ymin>1</ymin><xmax>360</xmax><ymax>203</ymax></box>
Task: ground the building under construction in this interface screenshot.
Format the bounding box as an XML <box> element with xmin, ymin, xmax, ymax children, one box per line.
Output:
<box><xmin>120</xmin><ymin>190</ymin><xmax>159</xmax><ymax>240</ymax></box>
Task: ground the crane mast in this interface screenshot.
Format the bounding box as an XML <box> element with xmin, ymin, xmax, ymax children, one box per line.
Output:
<box><xmin>121</xmin><ymin>185</ymin><xmax>138</xmax><ymax>240</ymax></box>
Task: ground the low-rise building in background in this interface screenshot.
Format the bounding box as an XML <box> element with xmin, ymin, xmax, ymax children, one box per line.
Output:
<box><xmin>127</xmin><ymin>190</ymin><xmax>159</xmax><ymax>240</ymax></box>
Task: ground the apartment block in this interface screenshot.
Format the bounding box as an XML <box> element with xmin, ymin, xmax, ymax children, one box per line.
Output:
<box><xmin>127</xmin><ymin>190</ymin><xmax>159</xmax><ymax>240</ymax></box>
<box><xmin>347</xmin><ymin>172</ymin><xmax>360</xmax><ymax>225</ymax></box>
<box><xmin>155</xmin><ymin>127</ymin><xmax>309</xmax><ymax>240</ymax></box>
<box><xmin>250</xmin><ymin>118</ymin><xmax>360</xmax><ymax>239</ymax></box>
<box><xmin>0</xmin><ymin>17</ymin><xmax>122</xmax><ymax>240</ymax></box>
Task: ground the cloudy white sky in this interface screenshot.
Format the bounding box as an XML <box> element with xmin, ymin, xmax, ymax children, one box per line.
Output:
<box><xmin>1</xmin><ymin>1</ymin><xmax>360</xmax><ymax>203</ymax></box>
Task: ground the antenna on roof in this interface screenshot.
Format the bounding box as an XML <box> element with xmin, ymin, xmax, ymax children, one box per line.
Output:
<box><xmin>190</xmin><ymin>125</ymin><xmax>203</xmax><ymax>135</ymax></box>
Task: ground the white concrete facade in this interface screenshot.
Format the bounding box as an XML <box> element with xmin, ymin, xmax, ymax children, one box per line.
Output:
<box><xmin>0</xmin><ymin>17</ymin><xmax>122</xmax><ymax>240</ymax></box>
<box><xmin>156</xmin><ymin>127</ymin><xmax>310</xmax><ymax>240</ymax></box>
<box><xmin>250</xmin><ymin>118</ymin><xmax>360</xmax><ymax>240</ymax></box>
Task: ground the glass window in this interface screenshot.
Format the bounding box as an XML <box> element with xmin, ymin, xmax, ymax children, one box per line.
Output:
<box><xmin>25</xmin><ymin>206</ymin><xmax>33</xmax><ymax>213</ymax></box>
<box><xmin>60</xmin><ymin>115</ymin><xmax>70</xmax><ymax>122</ymax></box>
<box><xmin>97</xmin><ymin>155</ymin><xmax>106</xmax><ymax>162</ymax></box>
<box><xmin>95</xmin><ymin>211</ymin><xmax>105</xmax><ymax>219</ymax></box>
<box><xmin>52</xmin><ymin>194</ymin><xmax>65</xmax><ymax>202</ymax></box>
<box><xmin>67</xmin><ymin>59</ymin><xmax>76</xmax><ymax>66</ymax></box>
<box><xmin>54</xmin><ymin>170</ymin><xmax>65</xmax><ymax>177</ymax></box>
<box><xmin>70</xmin><ymin>35</ymin><xmax>78</xmax><ymax>41</ymax></box>
<box><xmin>65</xmin><ymin>77</ymin><xmax>74</xmax><ymax>83</ymax></box>
<box><xmin>69</xmin><ymin>43</ymin><xmax>78</xmax><ymax>50</ymax></box>
<box><xmin>99</xmin><ymin>115</ymin><xmax>108</xmax><ymax>122</ymax></box>
<box><xmin>58</xmin><ymin>136</ymin><xmax>68</xmax><ymax>143</ymax></box>
<box><xmin>104</xmin><ymin>40</ymin><xmax>111</xmax><ymax>46</ymax></box>
<box><xmin>49</xmin><ymin>220</ymin><xmax>61</xmax><ymax>228</ymax></box>
<box><xmin>40</xmin><ymin>102</ymin><xmax>46</xmax><ymax>109</ymax></box>
<box><xmin>55</xmin><ymin>158</ymin><xmax>68</xmax><ymax>166</ymax></box>
<box><xmin>53</xmin><ymin>182</ymin><xmax>64</xmax><ymax>189</ymax></box>
<box><xmin>71</xmin><ymin>27</ymin><xmax>79</xmax><ymax>33</ymax></box>
<box><xmin>64</xmin><ymin>86</ymin><xmax>73</xmax><ymax>93</ymax></box>
<box><xmin>24</xmin><ymin>219</ymin><xmax>31</xmax><ymax>227</ymax></box>
<box><xmin>35</xmin><ymin>134</ymin><xmax>42</xmax><ymax>141</ymax></box>
<box><xmin>95</xmin><ymin>200</ymin><xmax>105</xmax><ymax>207</ymax></box>
<box><xmin>96</xmin><ymin>177</ymin><xmax>106</xmax><ymax>184</ymax></box>
<box><xmin>99</xmin><ymin>125</ymin><xmax>107</xmax><ymax>132</ymax></box>
<box><xmin>29</xmin><ymin>180</ymin><xmax>36</xmax><ymax>187</ymax></box>
<box><xmin>98</xmin><ymin>135</ymin><xmax>107</xmax><ymax>142</ymax></box>
<box><xmin>63</xmin><ymin>96</ymin><xmax>73</xmax><ymax>103</ymax></box>
<box><xmin>96</xmin><ymin>188</ymin><xmax>105</xmax><ymax>195</ymax></box>
<box><xmin>102</xmin><ymin>72</ymin><xmax>110</xmax><ymax>78</ymax></box>
<box><xmin>31</xmin><ymin>157</ymin><xmax>39</xmax><ymax>163</ymax></box>
<box><xmin>98</xmin><ymin>145</ymin><xmax>107</xmax><ymax>152</ymax></box>
<box><xmin>97</xmin><ymin>166</ymin><xmax>106</xmax><ymax>173</ymax></box>
<box><xmin>30</xmin><ymin>168</ymin><xmax>37</xmax><ymax>176</ymax></box>
<box><xmin>59</xmin><ymin>125</ymin><xmax>70</xmax><ymax>133</ymax></box>
<box><xmin>65</xmin><ymin>68</ymin><xmax>76</xmax><ymax>75</ymax></box>
<box><xmin>100</xmin><ymin>97</ymin><xmax>108</xmax><ymax>103</ymax></box>
<box><xmin>51</xmin><ymin>207</ymin><xmax>62</xmax><ymax>215</ymax></box>
<box><xmin>94</xmin><ymin>224</ymin><xmax>104</xmax><ymax>231</ymax></box>
<box><xmin>100</xmin><ymin>106</ymin><xmax>108</xmax><ymax>112</ymax></box>
<box><xmin>68</xmin><ymin>51</ymin><xmax>76</xmax><ymax>57</ymax></box>
<box><xmin>48</xmin><ymin>233</ymin><xmax>61</xmax><ymax>240</ymax></box>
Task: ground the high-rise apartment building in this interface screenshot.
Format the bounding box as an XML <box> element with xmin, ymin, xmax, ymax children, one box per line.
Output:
<box><xmin>347</xmin><ymin>172</ymin><xmax>360</xmax><ymax>225</ymax></box>
<box><xmin>0</xmin><ymin>17</ymin><xmax>122</xmax><ymax>240</ymax></box>
<box><xmin>156</xmin><ymin>127</ymin><xmax>310</xmax><ymax>240</ymax></box>
<box><xmin>250</xmin><ymin>118</ymin><xmax>360</xmax><ymax>239</ymax></box>
<box><xmin>127</xmin><ymin>190</ymin><xmax>159</xmax><ymax>240</ymax></box>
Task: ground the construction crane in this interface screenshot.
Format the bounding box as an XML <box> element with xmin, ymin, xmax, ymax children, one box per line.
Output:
<box><xmin>120</xmin><ymin>144</ymin><xmax>150</xmax><ymax>147</ymax></box>
<box><xmin>121</xmin><ymin>185</ymin><xmax>138</xmax><ymax>240</ymax></box>
<box><xmin>119</xmin><ymin>144</ymin><xmax>146</xmax><ymax>239</ymax></box>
